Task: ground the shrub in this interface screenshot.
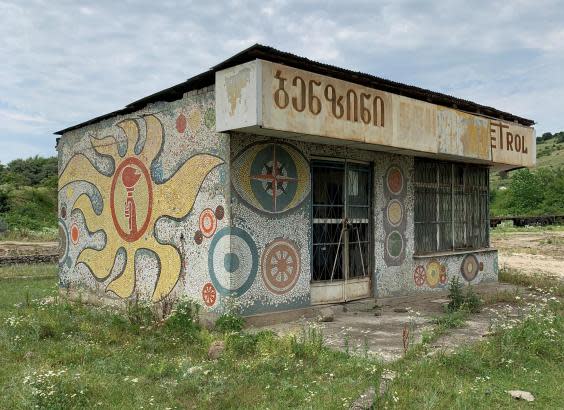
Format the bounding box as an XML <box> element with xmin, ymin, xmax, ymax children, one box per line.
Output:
<box><xmin>446</xmin><ymin>276</ymin><xmax>482</xmax><ymax>313</ymax></box>
<box><xmin>165</xmin><ymin>299</ymin><xmax>201</xmax><ymax>337</ymax></box>
<box><xmin>215</xmin><ymin>312</ymin><xmax>244</xmax><ymax>333</ymax></box>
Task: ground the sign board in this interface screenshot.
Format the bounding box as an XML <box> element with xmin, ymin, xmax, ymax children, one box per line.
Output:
<box><xmin>216</xmin><ymin>60</ymin><xmax>535</xmax><ymax>168</ymax></box>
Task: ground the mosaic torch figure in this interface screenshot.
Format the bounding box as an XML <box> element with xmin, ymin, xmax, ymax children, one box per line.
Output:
<box><xmin>122</xmin><ymin>166</ymin><xmax>141</xmax><ymax>235</ymax></box>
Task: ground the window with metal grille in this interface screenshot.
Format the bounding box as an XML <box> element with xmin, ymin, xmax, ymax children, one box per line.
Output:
<box><xmin>414</xmin><ymin>158</ymin><xmax>489</xmax><ymax>254</ymax></box>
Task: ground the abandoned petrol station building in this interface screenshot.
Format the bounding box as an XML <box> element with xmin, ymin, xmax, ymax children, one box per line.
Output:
<box><xmin>55</xmin><ymin>45</ymin><xmax>536</xmax><ymax>316</ymax></box>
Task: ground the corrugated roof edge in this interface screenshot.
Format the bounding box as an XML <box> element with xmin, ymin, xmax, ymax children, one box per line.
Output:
<box><xmin>55</xmin><ymin>43</ymin><xmax>534</xmax><ymax>135</ymax></box>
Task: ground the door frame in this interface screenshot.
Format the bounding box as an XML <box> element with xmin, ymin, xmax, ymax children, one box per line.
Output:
<box><xmin>310</xmin><ymin>156</ymin><xmax>373</xmax><ymax>304</ymax></box>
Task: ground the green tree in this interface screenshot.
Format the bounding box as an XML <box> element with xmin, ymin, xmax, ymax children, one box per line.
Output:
<box><xmin>506</xmin><ymin>169</ymin><xmax>544</xmax><ymax>215</ymax></box>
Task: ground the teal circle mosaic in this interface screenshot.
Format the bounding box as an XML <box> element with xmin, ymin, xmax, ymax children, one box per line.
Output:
<box><xmin>208</xmin><ymin>226</ymin><xmax>258</xmax><ymax>297</ymax></box>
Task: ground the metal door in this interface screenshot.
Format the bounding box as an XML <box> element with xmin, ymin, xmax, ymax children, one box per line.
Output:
<box><xmin>311</xmin><ymin>159</ymin><xmax>371</xmax><ymax>304</ymax></box>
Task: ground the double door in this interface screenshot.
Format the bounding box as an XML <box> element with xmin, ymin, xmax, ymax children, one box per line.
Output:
<box><xmin>311</xmin><ymin>159</ymin><xmax>372</xmax><ymax>304</ymax></box>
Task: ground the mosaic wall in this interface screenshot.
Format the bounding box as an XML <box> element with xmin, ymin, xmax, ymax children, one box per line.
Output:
<box><xmin>59</xmin><ymin>86</ymin><xmax>499</xmax><ymax>315</ymax></box>
<box><xmin>411</xmin><ymin>251</ymin><xmax>498</xmax><ymax>292</ymax></box>
<box><xmin>382</xmin><ymin>164</ymin><xmax>407</xmax><ymax>266</ymax></box>
<box><xmin>58</xmin><ymin>87</ymin><xmax>232</xmax><ymax>310</ymax></box>
<box><xmin>229</xmin><ymin>137</ymin><xmax>312</xmax><ymax>315</ymax></box>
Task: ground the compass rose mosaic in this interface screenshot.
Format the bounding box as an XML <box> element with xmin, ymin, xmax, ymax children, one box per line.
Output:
<box><xmin>232</xmin><ymin>142</ymin><xmax>310</xmax><ymax>214</ymax></box>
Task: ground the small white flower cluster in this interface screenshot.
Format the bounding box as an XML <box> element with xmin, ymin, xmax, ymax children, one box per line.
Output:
<box><xmin>22</xmin><ymin>368</ymin><xmax>84</xmax><ymax>401</ymax></box>
<box><xmin>5</xmin><ymin>316</ymin><xmax>23</xmax><ymax>327</ymax></box>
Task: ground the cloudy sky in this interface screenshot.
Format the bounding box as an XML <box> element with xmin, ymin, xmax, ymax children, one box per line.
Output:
<box><xmin>1</xmin><ymin>0</ymin><xmax>563</xmax><ymax>164</ymax></box>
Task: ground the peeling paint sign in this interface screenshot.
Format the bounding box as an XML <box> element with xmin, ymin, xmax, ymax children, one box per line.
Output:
<box><xmin>215</xmin><ymin>60</ymin><xmax>536</xmax><ymax>169</ymax></box>
<box><xmin>490</xmin><ymin>120</ymin><xmax>535</xmax><ymax>167</ymax></box>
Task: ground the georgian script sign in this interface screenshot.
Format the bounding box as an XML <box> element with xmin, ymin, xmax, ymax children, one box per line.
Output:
<box><xmin>272</xmin><ymin>70</ymin><xmax>385</xmax><ymax>128</ymax></box>
<box><xmin>216</xmin><ymin>60</ymin><xmax>536</xmax><ymax>169</ymax></box>
<box><xmin>261</xmin><ymin>62</ymin><xmax>394</xmax><ymax>148</ymax></box>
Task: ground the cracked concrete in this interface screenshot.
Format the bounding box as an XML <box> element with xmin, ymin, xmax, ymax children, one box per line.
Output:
<box><xmin>249</xmin><ymin>282</ymin><xmax>529</xmax><ymax>362</ymax></box>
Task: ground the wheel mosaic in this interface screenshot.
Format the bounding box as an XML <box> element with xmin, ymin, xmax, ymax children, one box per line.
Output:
<box><xmin>386</xmin><ymin>231</ymin><xmax>403</xmax><ymax>258</ymax></box>
<box><xmin>232</xmin><ymin>142</ymin><xmax>310</xmax><ymax>214</ymax></box>
<box><xmin>202</xmin><ymin>282</ymin><xmax>217</xmax><ymax>307</ymax></box>
<box><xmin>386</xmin><ymin>166</ymin><xmax>404</xmax><ymax>195</ymax></box>
<box><xmin>386</xmin><ymin>199</ymin><xmax>403</xmax><ymax>226</ymax></box>
<box><xmin>461</xmin><ymin>254</ymin><xmax>479</xmax><ymax>282</ymax></box>
<box><xmin>261</xmin><ymin>239</ymin><xmax>301</xmax><ymax>295</ymax></box>
<box><xmin>208</xmin><ymin>227</ymin><xmax>258</xmax><ymax>297</ymax></box>
<box><xmin>414</xmin><ymin>265</ymin><xmax>426</xmax><ymax>286</ymax></box>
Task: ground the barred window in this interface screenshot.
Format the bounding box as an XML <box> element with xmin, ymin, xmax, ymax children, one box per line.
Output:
<box><xmin>414</xmin><ymin>158</ymin><xmax>489</xmax><ymax>254</ymax></box>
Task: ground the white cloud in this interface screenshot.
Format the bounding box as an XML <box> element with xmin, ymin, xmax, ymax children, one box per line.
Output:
<box><xmin>0</xmin><ymin>0</ymin><xmax>562</xmax><ymax>162</ymax></box>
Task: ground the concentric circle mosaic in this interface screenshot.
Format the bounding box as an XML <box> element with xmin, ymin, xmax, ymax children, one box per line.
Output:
<box><xmin>208</xmin><ymin>227</ymin><xmax>258</xmax><ymax>297</ymax></box>
<box><xmin>386</xmin><ymin>231</ymin><xmax>403</xmax><ymax>258</ymax></box>
<box><xmin>261</xmin><ymin>239</ymin><xmax>301</xmax><ymax>295</ymax></box>
<box><xmin>386</xmin><ymin>199</ymin><xmax>403</xmax><ymax>226</ymax></box>
<box><xmin>199</xmin><ymin>208</ymin><xmax>217</xmax><ymax>238</ymax></box>
<box><xmin>426</xmin><ymin>260</ymin><xmax>442</xmax><ymax>288</ymax></box>
<box><xmin>461</xmin><ymin>254</ymin><xmax>479</xmax><ymax>282</ymax></box>
<box><xmin>386</xmin><ymin>166</ymin><xmax>404</xmax><ymax>195</ymax></box>
<box><xmin>58</xmin><ymin>220</ymin><xmax>69</xmax><ymax>264</ymax></box>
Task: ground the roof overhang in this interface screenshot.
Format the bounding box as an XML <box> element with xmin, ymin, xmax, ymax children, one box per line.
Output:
<box><xmin>216</xmin><ymin>59</ymin><xmax>536</xmax><ymax>170</ymax></box>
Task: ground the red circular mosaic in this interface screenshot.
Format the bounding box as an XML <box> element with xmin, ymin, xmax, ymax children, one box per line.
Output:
<box><xmin>70</xmin><ymin>223</ymin><xmax>80</xmax><ymax>244</ymax></box>
<box><xmin>387</xmin><ymin>166</ymin><xmax>403</xmax><ymax>194</ymax></box>
<box><xmin>261</xmin><ymin>239</ymin><xmax>300</xmax><ymax>295</ymax></box>
<box><xmin>215</xmin><ymin>205</ymin><xmax>225</xmax><ymax>220</ymax></box>
<box><xmin>414</xmin><ymin>265</ymin><xmax>426</xmax><ymax>286</ymax></box>
<box><xmin>202</xmin><ymin>282</ymin><xmax>217</xmax><ymax>307</ymax></box>
<box><xmin>176</xmin><ymin>114</ymin><xmax>187</xmax><ymax>133</ymax></box>
<box><xmin>110</xmin><ymin>157</ymin><xmax>153</xmax><ymax>242</ymax></box>
<box><xmin>199</xmin><ymin>208</ymin><xmax>217</xmax><ymax>238</ymax></box>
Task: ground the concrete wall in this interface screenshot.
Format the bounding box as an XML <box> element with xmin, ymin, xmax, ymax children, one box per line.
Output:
<box><xmin>57</xmin><ymin>87</ymin><xmax>232</xmax><ymax>312</ymax></box>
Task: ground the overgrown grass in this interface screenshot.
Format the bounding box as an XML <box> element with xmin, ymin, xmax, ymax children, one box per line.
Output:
<box><xmin>490</xmin><ymin>222</ymin><xmax>564</xmax><ymax>235</ymax></box>
<box><xmin>0</xmin><ymin>263</ymin><xmax>58</xmax><ymax>279</ymax></box>
<box><xmin>0</xmin><ymin>264</ymin><xmax>380</xmax><ymax>409</ymax></box>
<box><xmin>1</xmin><ymin>264</ymin><xmax>562</xmax><ymax>408</ymax></box>
<box><xmin>381</xmin><ymin>299</ymin><xmax>563</xmax><ymax>408</ymax></box>
<box><xmin>500</xmin><ymin>268</ymin><xmax>564</xmax><ymax>297</ymax></box>
<box><xmin>0</xmin><ymin>228</ymin><xmax>58</xmax><ymax>242</ymax></box>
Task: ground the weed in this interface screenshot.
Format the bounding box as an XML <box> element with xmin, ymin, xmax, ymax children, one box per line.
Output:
<box><xmin>290</xmin><ymin>324</ymin><xmax>324</xmax><ymax>360</ymax></box>
<box><xmin>432</xmin><ymin>309</ymin><xmax>469</xmax><ymax>330</ymax></box>
<box><xmin>215</xmin><ymin>312</ymin><xmax>244</xmax><ymax>333</ymax></box>
<box><xmin>125</xmin><ymin>298</ymin><xmax>156</xmax><ymax>326</ymax></box>
<box><xmin>165</xmin><ymin>299</ymin><xmax>201</xmax><ymax>337</ymax></box>
<box><xmin>446</xmin><ymin>276</ymin><xmax>482</xmax><ymax>313</ymax></box>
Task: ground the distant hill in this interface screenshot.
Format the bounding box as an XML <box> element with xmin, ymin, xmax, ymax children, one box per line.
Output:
<box><xmin>0</xmin><ymin>156</ymin><xmax>58</xmax><ymax>239</ymax></box>
<box><xmin>490</xmin><ymin>132</ymin><xmax>564</xmax><ymax>217</ymax></box>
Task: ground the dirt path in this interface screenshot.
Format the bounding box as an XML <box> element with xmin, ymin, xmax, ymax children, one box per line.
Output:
<box><xmin>491</xmin><ymin>231</ymin><xmax>564</xmax><ymax>279</ymax></box>
<box><xmin>249</xmin><ymin>283</ymin><xmax>526</xmax><ymax>362</ymax></box>
<box><xmin>0</xmin><ymin>241</ymin><xmax>58</xmax><ymax>257</ymax></box>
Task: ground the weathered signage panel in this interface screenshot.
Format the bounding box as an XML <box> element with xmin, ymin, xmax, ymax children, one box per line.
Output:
<box><xmin>261</xmin><ymin>61</ymin><xmax>394</xmax><ymax>146</ymax></box>
<box><xmin>490</xmin><ymin>120</ymin><xmax>536</xmax><ymax>167</ymax></box>
<box><xmin>216</xmin><ymin>60</ymin><xmax>535</xmax><ymax>168</ymax></box>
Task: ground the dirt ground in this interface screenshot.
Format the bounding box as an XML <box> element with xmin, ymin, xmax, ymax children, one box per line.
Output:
<box><xmin>0</xmin><ymin>241</ymin><xmax>58</xmax><ymax>257</ymax></box>
<box><xmin>491</xmin><ymin>230</ymin><xmax>564</xmax><ymax>279</ymax></box>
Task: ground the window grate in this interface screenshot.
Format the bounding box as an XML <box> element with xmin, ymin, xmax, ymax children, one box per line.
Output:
<box><xmin>414</xmin><ymin>158</ymin><xmax>489</xmax><ymax>254</ymax></box>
